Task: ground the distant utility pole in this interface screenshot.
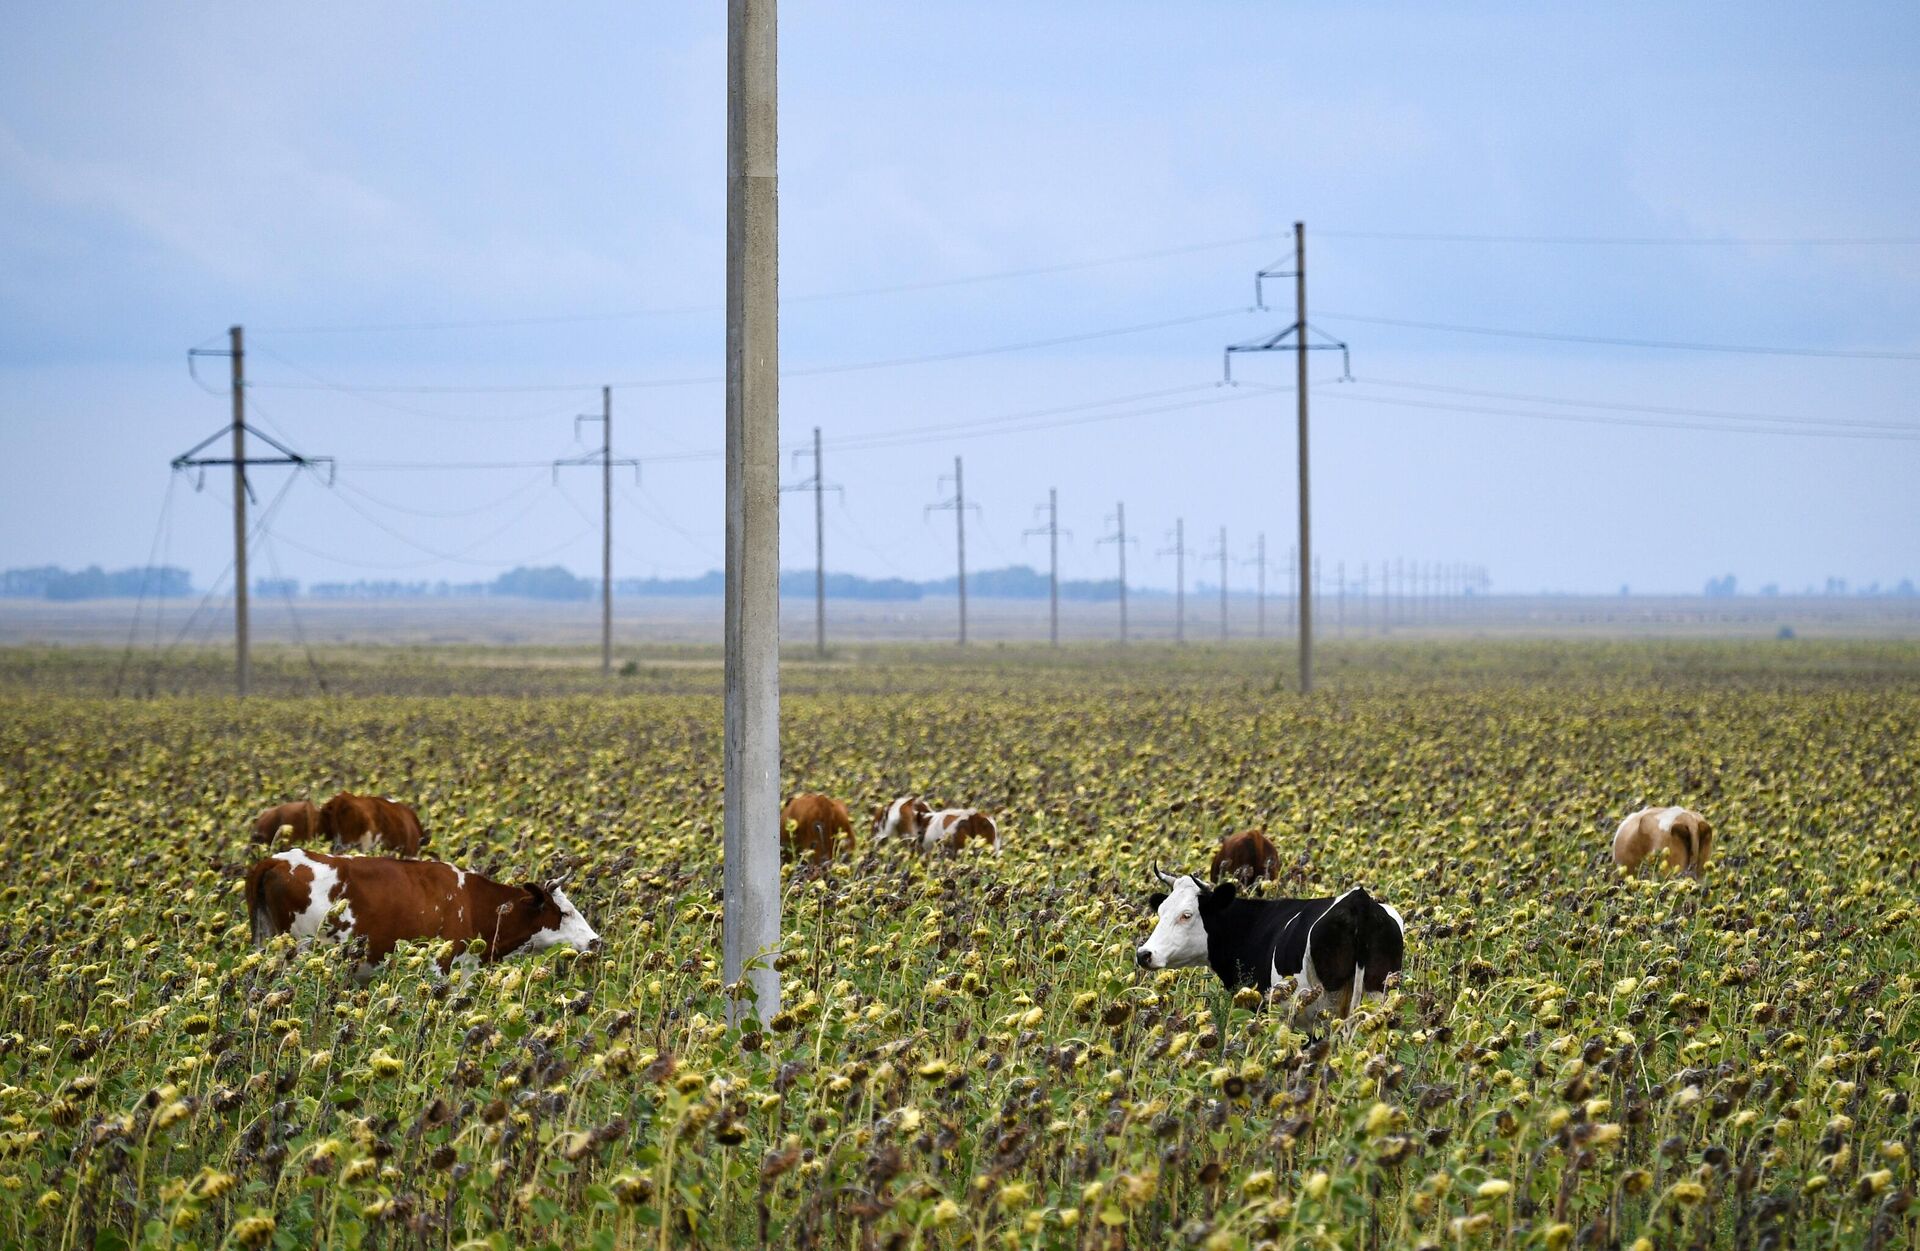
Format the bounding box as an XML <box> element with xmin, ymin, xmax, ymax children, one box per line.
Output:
<box><xmin>1337</xmin><ymin>559</ymin><xmax>1346</xmax><ymax>637</ymax></box>
<box><xmin>1023</xmin><ymin>488</ymin><xmax>1070</xmax><ymax>646</ymax></box>
<box><xmin>1224</xmin><ymin>221</ymin><xmax>1350</xmax><ymax>695</ymax></box>
<box><xmin>555</xmin><ymin>386</ymin><xmax>640</xmax><ymax>677</ymax></box>
<box><xmin>925</xmin><ymin>456</ymin><xmax>977</xmax><ymax>645</ymax></box>
<box><xmin>722</xmin><ymin>0</ymin><xmax>781</xmax><ymax>1027</ymax></box>
<box><xmin>1204</xmin><ymin>525</ymin><xmax>1229</xmax><ymax>640</ymax></box>
<box><xmin>175</xmin><ymin>324</ymin><xmax>333</xmax><ymax>697</ymax></box>
<box><xmin>1244</xmin><ymin>532</ymin><xmax>1268</xmax><ymax>639</ymax></box>
<box><xmin>1287</xmin><ymin>544</ymin><xmax>1298</xmax><ymax>630</ymax></box>
<box><xmin>1159</xmin><ymin>518</ymin><xmax>1190</xmax><ymax>644</ymax></box>
<box><xmin>782</xmin><ymin>426</ymin><xmax>841</xmax><ymax>657</ymax></box>
<box><xmin>1098</xmin><ymin>502</ymin><xmax>1134</xmax><ymax>643</ymax></box>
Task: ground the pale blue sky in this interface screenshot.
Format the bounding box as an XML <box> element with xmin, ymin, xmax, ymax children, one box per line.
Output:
<box><xmin>3</xmin><ymin>2</ymin><xmax>1917</xmax><ymax>595</ymax></box>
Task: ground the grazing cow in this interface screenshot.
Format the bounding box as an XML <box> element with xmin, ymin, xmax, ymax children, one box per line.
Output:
<box><xmin>872</xmin><ymin>796</ymin><xmax>933</xmax><ymax>845</ymax></box>
<box><xmin>921</xmin><ymin>808</ymin><xmax>1001</xmax><ymax>853</ymax></box>
<box><xmin>1137</xmin><ymin>868</ymin><xmax>1405</xmax><ymax>1020</ymax></box>
<box><xmin>319</xmin><ymin>791</ymin><xmax>429</xmax><ymax>858</ymax></box>
<box><xmin>245</xmin><ymin>849</ymin><xmax>598</xmax><ymax>967</ymax></box>
<box><xmin>1209</xmin><ymin>828</ymin><xmax>1280</xmax><ymax>885</ymax></box>
<box><xmin>1612</xmin><ymin>806</ymin><xmax>1713</xmax><ymax>876</ymax></box>
<box><xmin>252</xmin><ymin>801</ymin><xmax>319</xmax><ymax>847</ymax></box>
<box><xmin>782</xmin><ymin>793</ymin><xmax>856</xmax><ymax>863</ymax></box>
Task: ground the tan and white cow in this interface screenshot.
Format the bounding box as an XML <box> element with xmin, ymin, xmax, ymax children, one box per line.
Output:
<box><xmin>245</xmin><ymin>849</ymin><xmax>598</xmax><ymax>968</ymax></box>
<box><xmin>1611</xmin><ymin>806</ymin><xmax>1714</xmax><ymax>876</ymax></box>
<box><xmin>921</xmin><ymin>808</ymin><xmax>1000</xmax><ymax>853</ymax></box>
<box><xmin>872</xmin><ymin>795</ymin><xmax>933</xmax><ymax>844</ymax></box>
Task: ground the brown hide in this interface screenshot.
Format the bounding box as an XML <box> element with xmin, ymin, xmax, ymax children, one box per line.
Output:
<box><xmin>253</xmin><ymin>801</ymin><xmax>319</xmax><ymax>846</ymax></box>
<box><xmin>926</xmin><ymin>809</ymin><xmax>998</xmax><ymax>851</ymax></box>
<box><xmin>1611</xmin><ymin>806</ymin><xmax>1714</xmax><ymax>876</ymax></box>
<box><xmin>245</xmin><ymin>851</ymin><xmax>571</xmax><ymax>965</ymax></box>
<box><xmin>782</xmin><ymin>793</ymin><xmax>856</xmax><ymax>863</ymax></box>
<box><xmin>1209</xmin><ymin>828</ymin><xmax>1280</xmax><ymax>884</ymax></box>
<box><xmin>319</xmin><ymin>792</ymin><xmax>428</xmax><ymax>857</ymax></box>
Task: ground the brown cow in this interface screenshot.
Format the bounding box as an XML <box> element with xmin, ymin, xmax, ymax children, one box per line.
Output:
<box><xmin>922</xmin><ymin>808</ymin><xmax>1000</xmax><ymax>853</ymax></box>
<box><xmin>252</xmin><ymin>801</ymin><xmax>319</xmax><ymax>847</ymax></box>
<box><xmin>319</xmin><ymin>792</ymin><xmax>428</xmax><ymax>858</ymax></box>
<box><xmin>1209</xmin><ymin>828</ymin><xmax>1280</xmax><ymax>885</ymax></box>
<box><xmin>245</xmin><ymin>849</ymin><xmax>598</xmax><ymax>967</ymax></box>
<box><xmin>1611</xmin><ymin>806</ymin><xmax>1714</xmax><ymax>876</ymax></box>
<box><xmin>782</xmin><ymin>793</ymin><xmax>856</xmax><ymax>863</ymax></box>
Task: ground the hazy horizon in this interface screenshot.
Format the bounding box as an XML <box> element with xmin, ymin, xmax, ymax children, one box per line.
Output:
<box><xmin>4</xmin><ymin>3</ymin><xmax>1917</xmax><ymax>599</ymax></box>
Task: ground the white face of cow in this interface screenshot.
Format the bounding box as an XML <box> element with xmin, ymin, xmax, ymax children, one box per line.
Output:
<box><xmin>1136</xmin><ymin>876</ymin><xmax>1210</xmax><ymax>970</ymax></box>
<box><xmin>517</xmin><ymin>886</ymin><xmax>601</xmax><ymax>956</ymax></box>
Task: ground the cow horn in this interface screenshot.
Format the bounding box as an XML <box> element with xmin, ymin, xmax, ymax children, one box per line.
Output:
<box><xmin>1153</xmin><ymin>862</ymin><xmax>1177</xmax><ymax>887</ymax></box>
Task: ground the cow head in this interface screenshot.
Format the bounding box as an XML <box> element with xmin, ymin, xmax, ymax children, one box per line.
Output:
<box><xmin>500</xmin><ymin>879</ymin><xmax>601</xmax><ymax>958</ymax></box>
<box><xmin>1137</xmin><ymin>865</ymin><xmax>1216</xmax><ymax>970</ymax></box>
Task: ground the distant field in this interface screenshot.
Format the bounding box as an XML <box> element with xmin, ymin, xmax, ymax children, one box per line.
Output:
<box><xmin>0</xmin><ymin>641</ymin><xmax>1915</xmax><ymax>1249</ymax></box>
<box><xmin>3</xmin><ymin>591</ymin><xmax>1917</xmax><ymax>651</ymax></box>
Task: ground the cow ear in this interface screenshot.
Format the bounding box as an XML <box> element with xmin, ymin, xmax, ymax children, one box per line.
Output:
<box><xmin>1209</xmin><ymin>880</ymin><xmax>1238</xmax><ymax>905</ymax></box>
<box><xmin>524</xmin><ymin>884</ymin><xmax>550</xmax><ymax>910</ymax></box>
<box><xmin>1147</xmin><ymin>891</ymin><xmax>1167</xmax><ymax>911</ymax></box>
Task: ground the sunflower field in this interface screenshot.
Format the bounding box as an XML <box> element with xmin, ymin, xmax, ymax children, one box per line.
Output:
<box><xmin>0</xmin><ymin>640</ymin><xmax>1915</xmax><ymax>1251</ymax></box>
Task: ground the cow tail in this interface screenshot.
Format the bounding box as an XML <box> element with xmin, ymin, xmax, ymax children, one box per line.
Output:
<box><xmin>1672</xmin><ymin>823</ymin><xmax>1696</xmax><ymax>874</ymax></box>
<box><xmin>244</xmin><ymin>861</ymin><xmax>273</xmax><ymax>946</ymax></box>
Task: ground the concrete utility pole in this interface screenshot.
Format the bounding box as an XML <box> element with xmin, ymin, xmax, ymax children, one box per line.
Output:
<box><xmin>1159</xmin><ymin>518</ymin><xmax>1189</xmax><ymax>644</ymax></box>
<box><xmin>1245</xmin><ymin>532</ymin><xmax>1267</xmax><ymax>639</ymax></box>
<box><xmin>175</xmin><ymin>324</ymin><xmax>332</xmax><ymax>698</ymax></box>
<box><xmin>229</xmin><ymin>327</ymin><xmax>248</xmax><ymax>696</ymax></box>
<box><xmin>813</xmin><ymin>430</ymin><xmax>825</xmax><ymax>653</ymax></box>
<box><xmin>1023</xmin><ymin>488</ymin><xmax>1069</xmax><ymax>646</ymax></box>
<box><xmin>1098</xmin><ymin>502</ymin><xmax>1133</xmax><ymax>643</ymax></box>
<box><xmin>602</xmin><ymin>388</ymin><xmax>611</xmax><ymax>672</ymax></box>
<box><xmin>782</xmin><ymin>427</ymin><xmax>840</xmax><ymax>657</ymax></box>
<box><xmin>1224</xmin><ymin>222</ymin><xmax>1348</xmax><ymax>694</ymax></box>
<box><xmin>555</xmin><ymin>387</ymin><xmax>639</xmax><ymax>678</ymax></box>
<box><xmin>722</xmin><ymin>0</ymin><xmax>781</xmax><ymax>1025</ymax></box>
<box><xmin>1294</xmin><ymin>225</ymin><xmax>1312</xmax><ymax>690</ymax></box>
<box><xmin>1208</xmin><ymin>525</ymin><xmax>1229</xmax><ymax>640</ymax></box>
<box><xmin>925</xmin><ymin>457</ymin><xmax>973</xmax><ymax>644</ymax></box>
<box><xmin>1336</xmin><ymin>559</ymin><xmax>1346</xmax><ymax>637</ymax></box>
<box><xmin>1287</xmin><ymin>544</ymin><xmax>1298</xmax><ymax>630</ymax></box>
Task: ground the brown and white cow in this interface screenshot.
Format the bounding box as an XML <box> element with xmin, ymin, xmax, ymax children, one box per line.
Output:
<box><xmin>782</xmin><ymin>793</ymin><xmax>856</xmax><ymax>863</ymax></box>
<box><xmin>1209</xmin><ymin>828</ymin><xmax>1280</xmax><ymax>885</ymax></box>
<box><xmin>245</xmin><ymin>849</ymin><xmax>598</xmax><ymax>967</ymax></box>
<box><xmin>872</xmin><ymin>796</ymin><xmax>933</xmax><ymax>844</ymax></box>
<box><xmin>319</xmin><ymin>792</ymin><xmax>429</xmax><ymax>858</ymax></box>
<box><xmin>921</xmin><ymin>808</ymin><xmax>1000</xmax><ymax>853</ymax></box>
<box><xmin>1611</xmin><ymin>805</ymin><xmax>1714</xmax><ymax>876</ymax></box>
<box><xmin>252</xmin><ymin>800</ymin><xmax>319</xmax><ymax>847</ymax></box>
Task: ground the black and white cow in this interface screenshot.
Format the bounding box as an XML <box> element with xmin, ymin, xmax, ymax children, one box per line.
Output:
<box><xmin>1136</xmin><ymin>867</ymin><xmax>1405</xmax><ymax>1019</ymax></box>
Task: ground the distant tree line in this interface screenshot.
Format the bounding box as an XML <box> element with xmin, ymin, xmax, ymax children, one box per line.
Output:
<box><xmin>11</xmin><ymin>562</ymin><xmax>1913</xmax><ymax>604</ymax></box>
<box><xmin>1</xmin><ymin>565</ymin><xmax>192</xmax><ymax>600</ymax></box>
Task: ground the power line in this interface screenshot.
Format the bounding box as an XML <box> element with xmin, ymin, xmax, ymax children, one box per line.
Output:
<box><xmin>245</xmin><ymin>227</ymin><xmax>1920</xmax><ymax>337</ymax></box>
<box><xmin>1316</xmin><ymin>310</ymin><xmax>1920</xmax><ymax>361</ymax></box>
<box><xmin>1325</xmin><ymin>388</ymin><xmax>1920</xmax><ymax>441</ymax></box>
<box><xmin>335</xmin><ymin>472</ymin><xmax>550</xmax><ymax>517</ymax></box>
<box><xmin>250</xmin><ymin>345</ymin><xmax>592</xmax><ymax>422</ymax></box>
<box><xmin>1351</xmin><ymin>376</ymin><xmax>1920</xmax><ymax>433</ymax></box>
<box><xmin>1318</xmin><ymin>230</ymin><xmax>1920</xmax><ymax>246</ymax></box>
<box><xmin>244</xmin><ymin>306</ymin><xmax>1251</xmax><ymax>395</ymax></box>
<box><xmin>250</xmin><ymin>229</ymin><xmax>1298</xmax><ymax>335</ymax></box>
<box><xmin>331</xmin><ymin>380</ymin><xmax>1282</xmax><ymax>471</ymax></box>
